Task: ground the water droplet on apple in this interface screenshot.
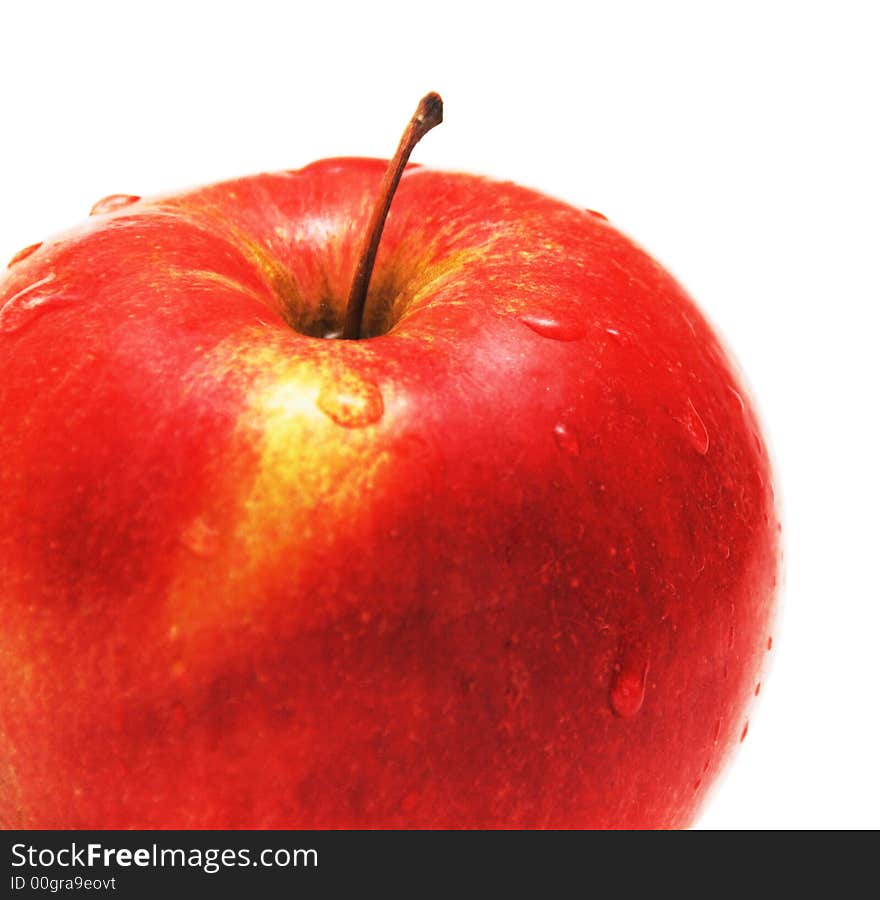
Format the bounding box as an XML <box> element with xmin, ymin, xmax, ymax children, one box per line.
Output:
<box><xmin>680</xmin><ymin>311</ymin><xmax>698</xmax><ymax>337</ymax></box>
<box><xmin>727</xmin><ymin>384</ymin><xmax>746</xmax><ymax>414</ymax></box>
<box><xmin>609</xmin><ymin>640</ymin><xmax>649</xmax><ymax>718</ymax></box>
<box><xmin>755</xmin><ymin>682</ymin><xmax>762</xmax><ymax>696</ymax></box>
<box><xmin>317</xmin><ymin>373</ymin><xmax>384</xmax><ymax>428</ymax></box>
<box><xmin>675</xmin><ymin>398</ymin><xmax>709</xmax><ymax>455</ymax></box>
<box><xmin>753</xmin><ymin>430</ymin><xmax>765</xmax><ymax>457</ymax></box>
<box><xmin>553</xmin><ymin>422</ymin><xmax>580</xmax><ymax>457</ymax></box>
<box><xmin>610</xmin><ymin>667</ymin><xmax>647</xmax><ymax>719</ymax></box>
<box><xmin>90</xmin><ymin>194</ymin><xmax>141</xmax><ymax>215</ymax></box>
<box><xmin>7</xmin><ymin>241</ymin><xmax>42</xmax><ymax>267</ymax></box>
<box><xmin>180</xmin><ymin>515</ymin><xmax>220</xmax><ymax>558</ymax></box>
<box><xmin>520</xmin><ymin>314</ymin><xmax>585</xmax><ymax>342</ymax></box>
<box><xmin>767</xmin><ymin>636</ymin><xmax>773</xmax><ymax>651</ymax></box>
<box><xmin>740</xmin><ymin>721</ymin><xmax>749</xmax><ymax>742</ymax></box>
<box><xmin>0</xmin><ymin>274</ymin><xmax>77</xmax><ymax>334</ymax></box>
<box><xmin>585</xmin><ymin>208</ymin><xmax>608</xmax><ymax>221</ymax></box>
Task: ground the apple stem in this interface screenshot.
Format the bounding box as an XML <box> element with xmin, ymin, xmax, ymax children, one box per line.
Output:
<box><xmin>342</xmin><ymin>92</ymin><xmax>443</xmax><ymax>340</ymax></box>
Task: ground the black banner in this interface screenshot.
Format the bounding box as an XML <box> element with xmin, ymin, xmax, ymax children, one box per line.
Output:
<box><xmin>3</xmin><ymin>829</ymin><xmax>859</xmax><ymax>896</ymax></box>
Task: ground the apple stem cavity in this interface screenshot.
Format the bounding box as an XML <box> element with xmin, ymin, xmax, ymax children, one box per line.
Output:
<box><xmin>342</xmin><ymin>92</ymin><xmax>443</xmax><ymax>340</ymax></box>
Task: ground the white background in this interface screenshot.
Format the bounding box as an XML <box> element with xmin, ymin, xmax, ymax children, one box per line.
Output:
<box><xmin>1</xmin><ymin>1</ymin><xmax>877</xmax><ymax>829</ymax></box>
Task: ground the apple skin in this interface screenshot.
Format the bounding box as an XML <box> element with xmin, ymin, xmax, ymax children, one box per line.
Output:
<box><xmin>0</xmin><ymin>158</ymin><xmax>778</xmax><ymax>828</ymax></box>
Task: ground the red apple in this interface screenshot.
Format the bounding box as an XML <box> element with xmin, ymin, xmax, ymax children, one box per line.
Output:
<box><xmin>0</xmin><ymin>98</ymin><xmax>778</xmax><ymax>829</ymax></box>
